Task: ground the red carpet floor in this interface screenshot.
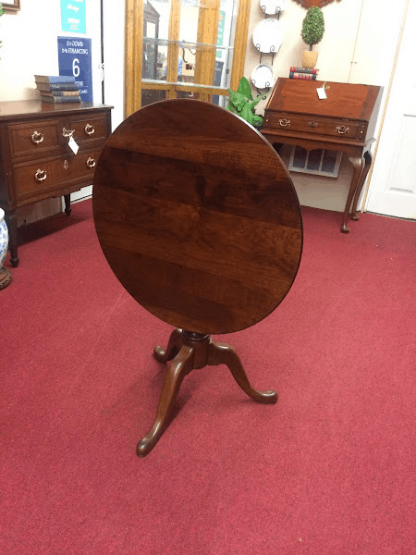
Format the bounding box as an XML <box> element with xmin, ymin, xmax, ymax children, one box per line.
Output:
<box><xmin>1</xmin><ymin>200</ymin><xmax>415</xmax><ymax>554</ymax></box>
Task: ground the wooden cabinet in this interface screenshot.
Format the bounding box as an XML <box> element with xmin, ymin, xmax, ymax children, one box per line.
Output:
<box><xmin>262</xmin><ymin>79</ymin><xmax>383</xmax><ymax>233</ymax></box>
<box><xmin>0</xmin><ymin>100</ymin><xmax>112</xmax><ymax>266</ymax></box>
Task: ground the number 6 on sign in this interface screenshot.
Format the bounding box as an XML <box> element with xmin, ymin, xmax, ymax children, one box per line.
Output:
<box><xmin>72</xmin><ymin>58</ymin><xmax>80</xmax><ymax>78</ymax></box>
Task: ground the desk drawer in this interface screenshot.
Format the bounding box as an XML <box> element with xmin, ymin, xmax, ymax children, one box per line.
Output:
<box><xmin>14</xmin><ymin>149</ymin><xmax>102</xmax><ymax>198</ymax></box>
<box><xmin>68</xmin><ymin>113</ymin><xmax>108</xmax><ymax>144</ymax></box>
<box><xmin>9</xmin><ymin>119</ymin><xmax>61</xmax><ymax>158</ymax></box>
<box><xmin>264</xmin><ymin>112</ymin><xmax>367</xmax><ymax>140</ymax></box>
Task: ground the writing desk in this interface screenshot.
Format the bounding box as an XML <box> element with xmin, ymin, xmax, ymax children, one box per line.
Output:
<box><xmin>261</xmin><ymin>79</ymin><xmax>383</xmax><ymax>233</ymax></box>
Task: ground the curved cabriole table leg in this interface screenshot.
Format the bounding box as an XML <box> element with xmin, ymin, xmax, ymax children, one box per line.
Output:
<box><xmin>137</xmin><ymin>344</ymin><xmax>194</xmax><ymax>457</ymax></box>
<box><xmin>343</xmin><ymin>155</ymin><xmax>365</xmax><ymax>233</ymax></box>
<box><xmin>208</xmin><ymin>340</ymin><xmax>278</xmax><ymax>404</ymax></box>
<box><xmin>154</xmin><ymin>328</ymin><xmax>183</xmax><ymax>363</ymax></box>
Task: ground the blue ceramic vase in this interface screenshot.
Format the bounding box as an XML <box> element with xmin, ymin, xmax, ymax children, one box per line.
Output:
<box><xmin>0</xmin><ymin>208</ymin><xmax>12</xmax><ymax>289</ymax></box>
<box><xmin>0</xmin><ymin>208</ymin><xmax>8</xmax><ymax>268</ymax></box>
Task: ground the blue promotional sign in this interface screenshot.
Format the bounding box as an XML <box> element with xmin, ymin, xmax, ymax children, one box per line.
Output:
<box><xmin>61</xmin><ymin>0</ymin><xmax>86</xmax><ymax>34</ymax></box>
<box><xmin>58</xmin><ymin>37</ymin><xmax>93</xmax><ymax>103</ymax></box>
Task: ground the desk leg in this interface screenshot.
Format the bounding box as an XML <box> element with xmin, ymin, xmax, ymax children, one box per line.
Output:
<box><xmin>6</xmin><ymin>210</ymin><xmax>19</xmax><ymax>268</ymax></box>
<box><xmin>64</xmin><ymin>194</ymin><xmax>72</xmax><ymax>216</ymax></box>
<box><xmin>351</xmin><ymin>151</ymin><xmax>372</xmax><ymax>221</ymax></box>
<box><xmin>271</xmin><ymin>143</ymin><xmax>284</xmax><ymax>155</ymax></box>
<box><xmin>343</xmin><ymin>156</ymin><xmax>365</xmax><ymax>233</ymax></box>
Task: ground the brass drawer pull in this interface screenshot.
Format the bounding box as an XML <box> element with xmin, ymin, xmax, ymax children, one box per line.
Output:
<box><xmin>336</xmin><ymin>125</ymin><xmax>349</xmax><ymax>134</ymax></box>
<box><xmin>64</xmin><ymin>160</ymin><xmax>69</xmax><ymax>169</ymax></box>
<box><xmin>279</xmin><ymin>118</ymin><xmax>291</xmax><ymax>127</ymax></box>
<box><xmin>84</xmin><ymin>123</ymin><xmax>95</xmax><ymax>136</ymax></box>
<box><xmin>86</xmin><ymin>157</ymin><xmax>96</xmax><ymax>169</ymax></box>
<box><xmin>308</xmin><ymin>121</ymin><xmax>318</xmax><ymax>128</ymax></box>
<box><xmin>62</xmin><ymin>127</ymin><xmax>75</xmax><ymax>138</ymax></box>
<box><xmin>35</xmin><ymin>169</ymin><xmax>47</xmax><ymax>182</ymax></box>
<box><xmin>31</xmin><ymin>131</ymin><xmax>44</xmax><ymax>145</ymax></box>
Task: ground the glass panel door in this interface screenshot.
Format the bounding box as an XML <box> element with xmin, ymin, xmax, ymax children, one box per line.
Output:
<box><xmin>126</xmin><ymin>0</ymin><xmax>252</xmax><ymax>115</ymax></box>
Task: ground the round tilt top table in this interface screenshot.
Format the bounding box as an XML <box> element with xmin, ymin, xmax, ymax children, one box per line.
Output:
<box><xmin>93</xmin><ymin>99</ymin><xmax>303</xmax><ymax>457</ymax></box>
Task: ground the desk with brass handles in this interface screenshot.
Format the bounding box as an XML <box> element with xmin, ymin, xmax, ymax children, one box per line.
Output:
<box><xmin>261</xmin><ymin>79</ymin><xmax>383</xmax><ymax>233</ymax></box>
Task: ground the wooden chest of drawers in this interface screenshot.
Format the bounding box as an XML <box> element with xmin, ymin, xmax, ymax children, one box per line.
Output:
<box><xmin>0</xmin><ymin>100</ymin><xmax>112</xmax><ymax>266</ymax></box>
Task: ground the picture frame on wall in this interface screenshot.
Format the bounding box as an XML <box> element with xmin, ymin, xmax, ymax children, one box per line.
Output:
<box><xmin>2</xmin><ymin>1</ymin><xmax>21</xmax><ymax>12</ymax></box>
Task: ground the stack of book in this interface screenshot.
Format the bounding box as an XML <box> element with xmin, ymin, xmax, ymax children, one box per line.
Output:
<box><xmin>289</xmin><ymin>67</ymin><xmax>318</xmax><ymax>81</ymax></box>
<box><xmin>34</xmin><ymin>75</ymin><xmax>81</xmax><ymax>104</ymax></box>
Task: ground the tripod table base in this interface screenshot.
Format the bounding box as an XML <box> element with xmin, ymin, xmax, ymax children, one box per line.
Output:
<box><xmin>137</xmin><ymin>329</ymin><xmax>277</xmax><ymax>457</ymax></box>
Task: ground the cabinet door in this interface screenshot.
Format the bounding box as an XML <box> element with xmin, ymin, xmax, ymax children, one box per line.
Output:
<box><xmin>367</xmin><ymin>1</ymin><xmax>416</xmax><ymax>219</ymax></box>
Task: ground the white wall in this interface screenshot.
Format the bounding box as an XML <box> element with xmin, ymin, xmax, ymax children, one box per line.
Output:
<box><xmin>102</xmin><ymin>0</ymin><xmax>125</xmax><ymax>131</ymax></box>
<box><xmin>0</xmin><ymin>0</ymin><xmax>102</xmax><ymax>104</ymax></box>
<box><xmin>0</xmin><ymin>0</ymin><xmax>125</xmax><ymax>218</ymax></box>
<box><xmin>0</xmin><ymin>0</ymin><xmax>406</xmax><ymax>218</ymax></box>
<box><xmin>0</xmin><ymin>0</ymin><xmax>125</xmax><ymax>127</ymax></box>
<box><xmin>244</xmin><ymin>0</ymin><xmax>407</xmax><ymax>213</ymax></box>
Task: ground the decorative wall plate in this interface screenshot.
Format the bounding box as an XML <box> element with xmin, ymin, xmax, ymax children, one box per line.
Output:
<box><xmin>260</xmin><ymin>0</ymin><xmax>287</xmax><ymax>15</ymax></box>
<box><xmin>251</xmin><ymin>63</ymin><xmax>275</xmax><ymax>89</ymax></box>
<box><xmin>252</xmin><ymin>19</ymin><xmax>284</xmax><ymax>53</ymax></box>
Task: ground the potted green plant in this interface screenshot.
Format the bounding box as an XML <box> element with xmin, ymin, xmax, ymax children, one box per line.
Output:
<box><xmin>301</xmin><ymin>6</ymin><xmax>324</xmax><ymax>69</ymax></box>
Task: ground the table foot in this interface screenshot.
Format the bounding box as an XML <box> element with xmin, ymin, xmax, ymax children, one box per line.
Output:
<box><xmin>341</xmin><ymin>224</ymin><xmax>350</xmax><ymax>234</ymax></box>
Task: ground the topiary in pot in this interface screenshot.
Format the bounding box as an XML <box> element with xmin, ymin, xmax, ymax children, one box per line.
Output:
<box><xmin>301</xmin><ymin>6</ymin><xmax>324</xmax><ymax>69</ymax></box>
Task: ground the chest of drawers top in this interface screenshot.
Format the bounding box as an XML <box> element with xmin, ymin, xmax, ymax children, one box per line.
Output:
<box><xmin>0</xmin><ymin>99</ymin><xmax>111</xmax><ymax>122</ymax></box>
<box><xmin>263</xmin><ymin>79</ymin><xmax>383</xmax><ymax>144</ymax></box>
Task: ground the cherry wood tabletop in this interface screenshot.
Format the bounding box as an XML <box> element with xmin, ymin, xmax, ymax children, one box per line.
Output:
<box><xmin>93</xmin><ymin>99</ymin><xmax>303</xmax><ymax>335</ymax></box>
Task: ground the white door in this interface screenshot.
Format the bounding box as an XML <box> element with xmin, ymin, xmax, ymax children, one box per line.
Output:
<box><xmin>366</xmin><ymin>0</ymin><xmax>416</xmax><ymax>219</ymax></box>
